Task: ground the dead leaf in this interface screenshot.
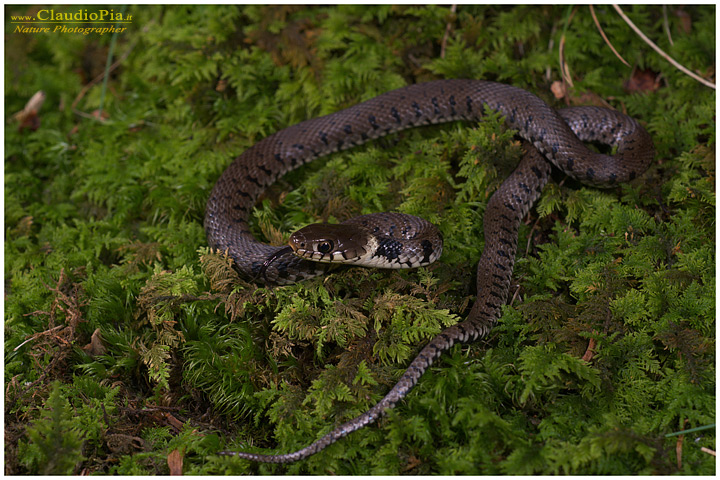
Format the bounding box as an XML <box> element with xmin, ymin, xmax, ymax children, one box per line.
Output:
<box><xmin>106</xmin><ymin>433</ymin><xmax>145</xmax><ymax>454</ymax></box>
<box><xmin>676</xmin><ymin>434</ymin><xmax>684</xmax><ymax>469</ymax></box>
<box><xmin>11</xmin><ymin>216</ymin><xmax>34</xmax><ymax>237</ymax></box>
<box><xmin>550</xmin><ymin>83</ymin><xmax>610</xmax><ymax>108</ymax></box>
<box><xmin>625</xmin><ymin>68</ymin><xmax>661</xmax><ymax>94</ymax></box>
<box><xmin>11</xmin><ymin>90</ymin><xmax>45</xmax><ymax>132</ymax></box>
<box><xmin>674</xmin><ymin>8</ymin><xmax>692</xmax><ymax>34</ymax></box>
<box><xmin>402</xmin><ymin>455</ymin><xmax>422</xmax><ymax>472</ymax></box>
<box><xmin>551</xmin><ymin>80</ymin><xmax>566</xmax><ymax>100</ymax></box>
<box><xmin>162</xmin><ymin>411</ymin><xmax>185</xmax><ymax>432</ymax></box>
<box><xmin>91</xmin><ymin>109</ymin><xmax>110</xmax><ymax>121</ymax></box>
<box><xmin>168</xmin><ymin>448</ymin><xmax>183</xmax><ymax>476</ymax></box>
<box><xmin>82</xmin><ymin>328</ymin><xmax>106</xmax><ymax>357</ymax></box>
<box><xmin>581</xmin><ymin>337</ymin><xmax>596</xmax><ymax>362</ymax></box>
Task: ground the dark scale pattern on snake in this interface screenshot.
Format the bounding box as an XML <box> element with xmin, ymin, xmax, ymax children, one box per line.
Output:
<box><xmin>205</xmin><ymin>79</ymin><xmax>654</xmax><ymax>463</ymax></box>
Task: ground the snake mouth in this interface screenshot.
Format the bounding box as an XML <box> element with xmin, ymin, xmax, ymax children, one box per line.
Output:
<box><xmin>257</xmin><ymin>245</ymin><xmax>294</xmax><ymax>282</ymax></box>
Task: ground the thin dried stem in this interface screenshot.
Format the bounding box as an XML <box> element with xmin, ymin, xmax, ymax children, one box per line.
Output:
<box><xmin>558</xmin><ymin>6</ymin><xmax>579</xmax><ymax>88</ymax></box>
<box><xmin>589</xmin><ymin>5</ymin><xmax>630</xmax><ymax>67</ymax></box>
<box><xmin>613</xmin><ymin>5</ymin><xmax>715</xmax><ymax>89</ymax></box>
<box><xmin>440</xmin><ymin>4</ymin><xmax>458</xmax><ymax>59</ymax></box>
<box><xmin>71</xmin><ymin>43</ymin><xmax>135</xmax><ymax>111</ymax></box>
<box><xmin>662</xmin><ymin>5</ymin><xmax>674</xmax><ymax>46</ymax></box>
<box><xmin>558</xmin><ymin>35</ymin><xmax>573</xmax><ymax>88</ymax></box>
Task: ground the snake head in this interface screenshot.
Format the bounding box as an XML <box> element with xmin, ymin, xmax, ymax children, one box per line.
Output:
<box><xmin>289</xmin><ymin>223</ymin><xmax>371</xmax><ymax>264</ymax></box>
<box><xmin>257</xmin><ymin>223</ymin><xmax>370</xmax><ymax>282</ymax></box>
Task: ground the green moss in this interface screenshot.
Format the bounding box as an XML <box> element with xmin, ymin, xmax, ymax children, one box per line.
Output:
<box><xmin>5</xmin><ymin>4</ymin><xmax>715</xmax><ymax>475</ymax></box>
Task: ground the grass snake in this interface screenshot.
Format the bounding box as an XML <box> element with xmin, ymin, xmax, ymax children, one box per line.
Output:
<box><xmin>205</xmin><ymin>79</ymin><xmax>654</xmax><ymax>463</ymax></box>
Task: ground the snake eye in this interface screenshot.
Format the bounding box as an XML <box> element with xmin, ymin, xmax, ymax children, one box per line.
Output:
<box><xmin>317</xmin><ymin>241</ymin><xmax>333</xmax><ymax>254</ymax></box>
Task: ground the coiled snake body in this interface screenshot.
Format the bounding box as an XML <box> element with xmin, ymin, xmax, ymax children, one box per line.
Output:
<box><xmin>205</xmin><ymin>80</ymin><xmax>654</xmax><ymax>463</ymax></box>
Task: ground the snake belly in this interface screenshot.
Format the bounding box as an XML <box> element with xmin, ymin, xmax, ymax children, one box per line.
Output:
<box><xmin>206</xmin><ymin>79</ymin><xmax>654</xmax><ymax>463</ymax></box>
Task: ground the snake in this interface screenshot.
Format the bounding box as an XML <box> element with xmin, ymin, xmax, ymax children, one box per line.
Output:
<box><xmin>204</xmin><ymin>79</ymin><xmax>654</xmax><ymax>463</ymax></box>
<box><xmin>256</xmin><ymin>211</ymin><xmax>444</xmax><ymax>282</ymax></box>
